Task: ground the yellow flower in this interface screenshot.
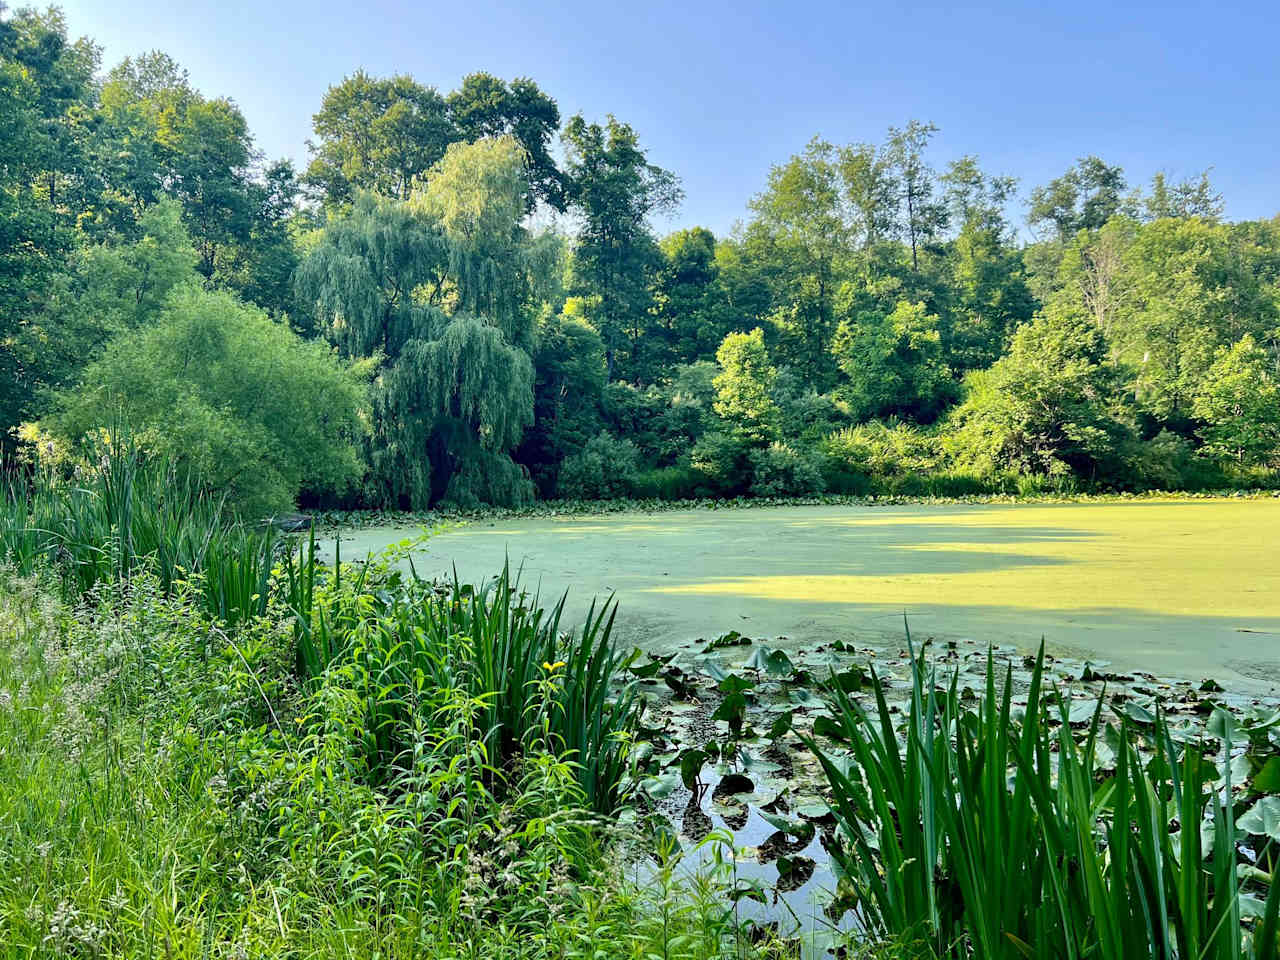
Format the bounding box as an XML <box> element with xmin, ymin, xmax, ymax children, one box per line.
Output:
<box><xmin>542</xmin><ymin>660</ymin><xmax>566</xmax><ymax>673</ymax></box>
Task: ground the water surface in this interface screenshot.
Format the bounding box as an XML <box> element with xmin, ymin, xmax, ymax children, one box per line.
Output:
<box><xmin>334</xmin><ymin>500</ymin><xmax>1280</xmax><ymax>692</ymax></box>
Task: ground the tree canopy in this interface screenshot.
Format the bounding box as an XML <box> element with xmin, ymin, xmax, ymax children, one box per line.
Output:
<box><xmin>2</xmin><ymin>11</ymin><xmax>1277</xmax><ymax>507</ymax></box>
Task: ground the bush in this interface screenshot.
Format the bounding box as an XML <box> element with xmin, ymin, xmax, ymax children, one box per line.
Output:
<box><xmin>748</xmin><ymin>441</ymin><xmax>826</xmax><ymax>496</ymax></box>
<box><xmin>49</xmin><ymin>285</ymin><xmax>367</xmax><ymax>518</ymax></box>
<box><xmin>632</xmin><ymin>461</ymin><xmax>706</xmax><ymax>500</ymax></box>
<box><xmin>775</xmin><ymin>385</ymin><xmax>848</xmax><ymax>443</ymax></box>
<box><xmin>557</xmin><ymin>431</ymin><xmax>642</xmax><ymax>499</ymax></box>
<box><xmin>820</xmin><ymin>420</ymin><xmax>944</xmax><ymax>493</ymax></box>
<box><xmin>689</xmin><ymin>429</ymin><xmax>753</xmax><ymax>494</ymax></box>
<box><xmin>1122</xmin><ymin>429</ymin><xmax>1196</xmax><ymax>490</ymax></box>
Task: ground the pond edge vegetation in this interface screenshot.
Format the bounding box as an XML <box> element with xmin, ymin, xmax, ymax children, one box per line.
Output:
<box><xmin>4</xmin><ymin>442</ymin><xmax>1280</xmax><ymax>957</ymax></box>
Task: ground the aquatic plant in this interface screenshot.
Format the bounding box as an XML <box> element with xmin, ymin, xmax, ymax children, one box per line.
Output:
<box><xmin>805</xmin><ymin>636</ymin><xmax>1280</xmax><ymax>959</ymax></box>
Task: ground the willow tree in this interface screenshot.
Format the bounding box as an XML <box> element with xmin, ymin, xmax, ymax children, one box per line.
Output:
<box><xmin>296</xmin><ymin>136</ymin><xmax>538</xmax><ymax>507</ymax></box>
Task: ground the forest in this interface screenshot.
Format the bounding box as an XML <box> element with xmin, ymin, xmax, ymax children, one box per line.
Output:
<box><xmin>3</xmin><ymin>8</ymin><xmax>1277</xmax><ymax>517</ymax></box>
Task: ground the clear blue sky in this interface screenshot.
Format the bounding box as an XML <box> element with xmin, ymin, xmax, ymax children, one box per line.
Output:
<box><xmin>57</xmin><ymin>0</ymin><xmax>1280</xmax><ymax>237</ymax></box>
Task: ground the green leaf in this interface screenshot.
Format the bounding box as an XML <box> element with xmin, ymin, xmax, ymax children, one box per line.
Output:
<box><xmin>831</xmin><ymin>666</ymin><xmax>870</xmax><ymax>693</ymax></box>
<box><xmin>812</xmin><ymin>715</ymin><xmax>848</xmax><ymax>742</ymax></box>
<box><xmin>788</xmin><ymin>687</ymin><xmax>826</xmax><ymax>709</ymax></box>
<box><xmin>712</xmin><ymin>693</ymin><xmax>748</xmax><ymax>736</ymax></box>
<box><xmin>714</xmin><ymin>772</ymin><xmax>754</xmax><ymax>797</ymax></box>
<box><xmin>767</xmin><ymin>709</ymin><xmax>795</xmax><ymax>740</ymax></box>
<box><xmin>757</xmin><ymin>808</ymin><xmax>815</xmax><ymax>843</ymax></box>
<box><xmin>744</xmin><ymin>645</ymin><xmax>796</xmax><ymax>678</ymax></box>
<box><xmin>1121</xmin><ymin>701</ymin><xmax>1155</xmax><ymax>725</ymax></box>
<box><xmin>677</xmin><ymin>749</ymin><xmax>707</xmax><ymax>790</ymax></box>
<box><xmin>1253</xmin><ymin>756</ymin><xmax>1280</xmax><ymax>794</ymax></box>
<box><xmin>1208</xmin><ymin>706</ymin><xmax>1240</xmax><ymax>744</ymax></box>
<box><xmin>1240</xmin><ymin>797</ymin><xmax>1280</xmax><ymax>840</ymax></box>
<box><xmin>704</xmin><ymin>630</ymin><xmax>751</xmax><ymax>651</ymax></box>
<box><xmin>719</xmin><ymin>673</ymin><xmax>755</xmax><ymax>695</ymax></box>
<box><xmin>641</xmin><ymin>772</ymin><xmax>682</xmax><ymax>800</ymax></box>
<box><xmin>628</xmin><ymin>653</ymin><xmax>674</xmax><ymax>679</ymax></box>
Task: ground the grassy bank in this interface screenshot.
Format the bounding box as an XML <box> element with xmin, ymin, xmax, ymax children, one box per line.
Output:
<box><xmin>4</xmin><ymin>449</ymin><xmax>1280</xmax><ymax>957</ymax></box>
<box><xmin>0</xmin><ymin>451</ymin><xmax>856</xmax><ymax>958</ymax></box>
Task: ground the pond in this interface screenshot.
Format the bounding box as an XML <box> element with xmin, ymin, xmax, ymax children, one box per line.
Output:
<box><xmin>333</xmin><ymin>499</ymin><xmax>1280</xmax><ymax>693</ymax></box>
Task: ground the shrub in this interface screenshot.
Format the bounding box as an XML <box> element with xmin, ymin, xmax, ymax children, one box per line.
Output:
<box><xmin>285</xmin><ymin>540</ymin><xmax>641</xmax><ymax>813</ymax></box>
<box><xmin>1192</xmin><ymin>334</ymin><xmax>1280</xmax><ymax>468</ymax></box>
<box><xmin>632</xmin><ymin>461</ymin><xmax>706</xmax><ymax>500</ymax></box>
<box><xmin>943</xmin><ymin>313</ymin><xmax>1132</xmax><ymax>483</ymax></box>
<box><xmin>557</xmin><ymin>432</ymin><xmax>642</xmax><ymax>499</ymax></box>
<box><xmin>748</xmin><ymin>441</ymin><xmax>826</xmax><ymax>496</ymax></box>
<box><xmin>49</xmin><ymin>284</ymin><xmax>367</xmax><ymax>519</ymax></box>
<box><xmin>775</xmin><ymin>383</ymin><xmax>848</xmax><ymax>443</ymax></box>
<box><xmin>820</xmin><ymin>420</ymin><xmax>944</xmax><ymax>493</ymax></box>
<box><xmin>689</xmin><ymin>429</ymin><xmax>753</xmax><ymax>494</ymax></box>
<box><xmin>1123</xmin><ymin>429</ymin><xmax>1196</xmax><ymax>490</ymax></box>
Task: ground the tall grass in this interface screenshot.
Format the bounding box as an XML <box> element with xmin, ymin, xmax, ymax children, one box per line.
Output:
<box><xmin>1</xmin><ymin>438</ymin><xmax>279</xmax><ymax>626</ymax></box>
<box><xmin>283</xmin><ymin>534</ymin><xmax>641</xmax><ymax>812</ymax></box>
<box><xmin>805</xmin><ymin>639</ymin><xmax>1280</xmax><ymax>959</ymax></box>
<box><xmin>0</xmin><ymin>567</ymin><xmax>824</xmax><ymax>960</ymax></box>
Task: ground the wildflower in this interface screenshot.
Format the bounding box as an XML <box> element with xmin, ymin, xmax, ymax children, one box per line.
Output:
<box><xmin>541</xmin><ymin>660</ymin><xmax>565</xmax><ymax>673</ymax></box>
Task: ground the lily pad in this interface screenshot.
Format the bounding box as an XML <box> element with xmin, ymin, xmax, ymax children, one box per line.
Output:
<box><xmin>713</xmin><ymin>772</ymin><xmax>755</xmax><ymax>799</ymax></box>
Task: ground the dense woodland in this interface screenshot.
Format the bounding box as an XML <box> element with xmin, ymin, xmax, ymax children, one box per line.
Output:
<box><xmin>4</xmin><ymin>8</ymin><xmax>1279</xmax><ymax>516</ymax></box>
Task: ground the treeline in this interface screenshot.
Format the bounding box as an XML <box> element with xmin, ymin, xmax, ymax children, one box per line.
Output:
<box><xmin>3</xmin><ymin>9</ymin><xmax>1278</xmax><ymax>514</ymax></box>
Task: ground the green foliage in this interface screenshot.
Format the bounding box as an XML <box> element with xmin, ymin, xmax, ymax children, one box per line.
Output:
<box><xmin>690</xmin><ymin>429</ymin><xmax>755</xmax><ymax>494</ymax></box>
<box><xmin>410</xmin><ymin>136</ymin><xmax>539</xmax><ymax>348</ymax></box>
<box><xmin>821</xmin><ymin>421</ymin><xmax>947</xmax><ymax>493</ymax></box>
<box><xmin>558</xmin><ymin>431</ymin><xmax>642</xmax><ymax>499</ymax></box>
<box><xmin>806</xmin><ymin>642</ymin><xmax>1280</xmax><ymax>959</ymax></box>
<box><xmin>0</xmin><ymin>436</ymin><xmax>278</xmax><ymax>627</ymax></box>
<box><xmin>50</xmin><ymin>284</ymin><xmax>366</xmax><ymax>518</ymax></box>
<box><xmin>0</xmin><ymin>8</ymin><xmax>95</xmax><ymax>434</ymax></box>
<box><xmin>3</xmin><ymin>10</ymin><xmax>1279</xmax><ymax>506</ymax></box>
<box><xmin>747</xmin><ymin>137</ymin><xmax>849</xmax><ymax>388</ymax></box>
<box><xmin>833</xmin><ymin>299</ymin><xmax>954</xmax><ymax>422</ymax></box>
<box><xmin>747</xmin><ymin>441</ymin><xmax>826</xmax><ymax>497</ymax></box>
<box><xmin>632</xmin><ymin>461</ymin><xmax>706</xmax><ymax>500</ymax></box>
<box><xmin>98</xmin><ymin>52</ymin><xmax>275</xmax><ymax>286</ymax></box>
<box><xmin>1193</xmin><ymin>335</ymin><xmax>1280</xmax><ymax>467</ymax></box>
<box><xmin>305</xmin><ymin>70</ymin><xmax>453</xmax><ymax>204</ymax></box>
<box><xmin>17</xmin><ymin>200</ymin><xmax>198</xmax><ymax>404</ymax></box>
<box><xmin>283</xmin><ymin>541</ymin><xmax>641</xmax><ymax>813</ymax></box>
<box><xmin>306</xmin><ymin>69</ymin><xmax>566</xmax><ymax>211</ymax></box>
<box><xmin>1117</xmin><ymin>217</ymin><xmax>1278</xmax><ymax>425</ymax></box>
<box><xmin>519</xmin><ymin>309</ymin><xmax>608</xmax><ymax>494</ymax></box>
<box><xmin>946</xmin><ymin>312</ymin><xmax>1130</xmax><ymax>482</ymax></box>
<box><xmin>650</xmin><ymin>227</ymin><xmax>738</xmax><ymax>366</ymax></box>
<box><xmin>0</xmin><ymin>549</ymin><xmax>825</xmax><ymax>959</ymax></box>
<box><xmin>298</xmin><ymin>143</ymin><xmax>539</xmax><ymax>508</ymax></box>
<box><xmin>1029</xmin><ymin>155</ymin><xmax>1127</xmax><ymax>238</ymax></box>
<box><xmin>712</xmin><ymin>328</ymin><xmax>780</xmax><ymax>444</ymax></box>
<box><xmin>563</xmin><ymin>113</ymin><xmax>682</xmax><ymax>382</ymax></box>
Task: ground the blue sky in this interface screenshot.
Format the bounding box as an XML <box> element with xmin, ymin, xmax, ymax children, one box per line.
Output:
<box><xmin>57</xmin><ymin>0</ymin><xmax>1279</xmax><ymax>237</ymax></box>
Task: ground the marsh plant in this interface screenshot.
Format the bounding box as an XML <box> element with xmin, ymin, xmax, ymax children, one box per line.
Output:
<box><xmin>806</xmin><ymin>639</ymin><xmax>1280</xmax><ymax>959</ymax></box>
<box><xmin>0</xmin><ymin>464</ymin><xmax>817</xmax><ymax>957</ymax></box>
<box><xmin>285</xmin><ymin>531</ymin><xmax>642</xmax><ymax>812</ymax></box>
<box><xmin>1</xmin><ymin>435</ymin><xmax>281</xmax><ymax>626</ymax></box>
